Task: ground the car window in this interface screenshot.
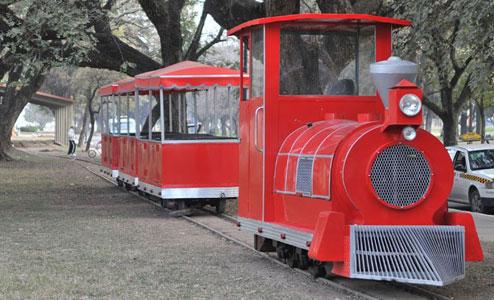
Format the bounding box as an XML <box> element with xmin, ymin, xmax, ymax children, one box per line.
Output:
<box><xmin>468</xmin><ymin>150</ymin><xmax>494</xmax><ymax>170</ymax></box>
<box><xmin>453</xmin><ymin>151</ymin><xmax>467</xmax><ymax>171</ymax></box>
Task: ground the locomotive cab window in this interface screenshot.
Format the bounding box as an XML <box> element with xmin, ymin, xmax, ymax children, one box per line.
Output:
<box><xmin>279</xmin><ymin>24</ymin><xmax>376</xmax><ymax>96</ymax></box>
<box><xmin>241</xmin><ymin>35</ymin><xmax>250</xmax><ymax>100</ymax></box>
<box><xmin>251</xmin><ymin>29</ymin><xmax>264</xmax><ymax>98</ymax></box>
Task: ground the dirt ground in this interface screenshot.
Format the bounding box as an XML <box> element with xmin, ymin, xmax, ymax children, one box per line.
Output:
<box><xmin>0</xmin><ymin>149</ymin><xmax>349</xmax><ymax>299</ymax></box>
<box><xmin>2</xmin><ymin>146</ymin><xmax>494</xmax><ymax>299</ymax></box>
<box><xmin>424</xmin><ymin>242</ymin><xmax>494</xmax><ymax>299</ymax></box>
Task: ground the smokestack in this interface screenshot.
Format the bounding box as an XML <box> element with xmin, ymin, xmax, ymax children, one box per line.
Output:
<box><xmin>370</xmin><ymin>56</ymin><xmax>418</xmax><ymax>108</ymax></box>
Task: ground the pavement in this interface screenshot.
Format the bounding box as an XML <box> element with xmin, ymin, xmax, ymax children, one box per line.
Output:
<box><xmin>449</xmin><ymin>202</ymin><xmax>494</xmax><ymax>242</ymax></box>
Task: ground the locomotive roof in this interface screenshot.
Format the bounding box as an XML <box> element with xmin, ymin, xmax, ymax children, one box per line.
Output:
<box><xmin>228</xmin><ymin>13</ymin><xmax>411</xmax><ymax>36</ymax></box>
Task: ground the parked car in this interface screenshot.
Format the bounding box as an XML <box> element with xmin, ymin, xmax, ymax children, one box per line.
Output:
<box><xmin>447</xmin><ymin>144</ymin><xmax>494</xmax><ymax>213</ymax></box>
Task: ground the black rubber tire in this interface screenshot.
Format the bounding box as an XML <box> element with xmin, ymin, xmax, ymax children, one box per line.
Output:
<box><xmin>88</xmin><ymin>150</ymin><xmax>97</xmax><ymax>158</ymax></box>
<box><xmin>470</xmin><ymin>188</ymin><xmax>486</xmax><ymax>213</ymax></box>
<box><xmin>308</xmin><ymin>263</ymin><xmax>325</xmax><ymax>278</ymax></box>
<box><xmin>176</xmin><ymin>200</ymin><xmax>186</xmax><ymax>210</ymax></box>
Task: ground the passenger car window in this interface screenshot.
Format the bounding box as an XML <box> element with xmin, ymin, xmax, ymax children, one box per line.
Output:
<box><xmin>453</xmin><ymin>151</ymin><xmax>467</xmax><ymax>172</ymax></box>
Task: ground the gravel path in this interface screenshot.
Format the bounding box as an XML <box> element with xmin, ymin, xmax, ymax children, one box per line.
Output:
<box><xmin>0</xmin><ymin>150</ymin><xmax>349</xmax><ymax>299</ymax></box>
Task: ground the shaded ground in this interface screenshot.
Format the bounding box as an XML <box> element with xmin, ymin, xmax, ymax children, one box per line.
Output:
<box><xmin>0</xmin><ymin>149</ymin><xmax>348</xmax><ymax>299</ymax></box>
<box><xmin>2</xmin><ymin>146</ymin><xmax>494</xmax><ymax>299</ymax></box>
<box><xmin>423</xmin><ymin>242</ymin><xmax>494</xmax><ymax>299</ymax></box>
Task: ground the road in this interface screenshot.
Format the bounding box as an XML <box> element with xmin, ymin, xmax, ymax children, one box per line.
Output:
<box><xmin>449</xmin><ymin>202</ymin><xmax>494</xmax><ymax>242</ymax></box>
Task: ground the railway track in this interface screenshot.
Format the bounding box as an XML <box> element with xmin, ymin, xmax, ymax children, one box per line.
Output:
<box><xmin>72</xmin><ymin>156</ymin><xmax>451</xmax><ymax>300</ymax></box>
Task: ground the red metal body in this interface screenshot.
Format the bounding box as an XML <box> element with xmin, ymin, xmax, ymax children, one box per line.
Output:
<box><xmin>101</xmin><ymin>133</ymin><xmax>111</xmax><ymax>170</ymax></box>
<box><xmin>101</xmin><ymin>61</ymin><xmax>245</xmax><ymax>203</ymax></box>
<box><xmin>132</xmin><ymin>62</ymin><xmax>244</xmax><ymax>199</ymax></box>
<box><xmin>230</xmin><ymin>13</ymin><xmax>483</xmax><ymax>284</ymax></box>
<box><xmin>137</xmin><ymin>141</ymin><xmax>239</xmax><ymax>192</ymax></box>
<box><xmin>98</xmin><ymin>83</ymin><xmax>120</xmax><ymax>177</ymax></box>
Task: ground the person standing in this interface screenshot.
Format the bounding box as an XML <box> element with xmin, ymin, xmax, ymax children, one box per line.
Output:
<box><xmin>68</xmin><ymin>126</ymin><xmax>76</xmax><ymax>158</ymax></box>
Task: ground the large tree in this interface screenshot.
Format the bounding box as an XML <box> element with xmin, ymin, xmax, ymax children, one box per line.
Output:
<box><xmin>6</xmin><ymin>0</ymin><xmax>484</xmax><ymax>161</ymax></box>
<box><xmin>0</xmin><ymin>0</ymin><xmax>225</xmax><ymax>160</ymax></box>
<box><xmin>393</xmin><ymin>0</ymin><xmax>494</xmax><ymax>146</ymax></box>
<box><xmin>0</xmin><ymin>0</ymin><xmax>96</xmax><ymax>160</ymax></box>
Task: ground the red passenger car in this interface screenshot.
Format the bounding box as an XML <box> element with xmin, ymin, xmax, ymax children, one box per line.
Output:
<box><xmin>99</xmin><ymin>82</ymin><xmax>121</xmax><ymax>179</ymax></box>
<box><xmin>229</xmin><ymin>14</ymin><xmax>483</xmax><ymax>286</ymax></box>
<box><xmin>101</xmin><ymin>61</ymin><xmax>245</xmax><ymax>212</ymax></box>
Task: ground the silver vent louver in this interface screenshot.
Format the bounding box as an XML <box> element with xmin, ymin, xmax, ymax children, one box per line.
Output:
<box><xmin>350</xmin><ymin>225</ymin><xmax>465</xmax><ymax>286</ymax></box>
<box><xmin>296</xmin><ymin>157</ymin><xmax>314</xmax><ymax>195</ymax></box>
<box><xmin>369</xmin><ymin>144</ymin><xmax>432</xmax><ymax>208</ymax></box>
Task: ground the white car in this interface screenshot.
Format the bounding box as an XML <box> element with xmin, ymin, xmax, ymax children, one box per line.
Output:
<box><xmin>447</xmin><ymin>144</ymin><xmax>494</xmax><ymax>213</ymax></box>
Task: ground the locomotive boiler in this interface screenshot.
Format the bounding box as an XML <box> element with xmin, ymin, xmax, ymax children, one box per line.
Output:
<box><xmin>229</xmin><ymin>14</ymin><xmax>483</xmax><ymax>286</ymax></box>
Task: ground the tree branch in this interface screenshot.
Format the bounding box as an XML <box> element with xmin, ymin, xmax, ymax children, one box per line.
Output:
<box><xmin>422</xmin><ymin>95</ymin><xmax>446</xmax><ymax>119</ymax></box>
<box><xmin>204</xmin><ymin>0</ymin><xmax>264</xmax><ymax>29</ymax></box>
<box><xmin>184</xmin><ymin>5</ymin><xmax>208</xmax><ymax>61</ymax></box>
<box><xmin>191</xmin><ymin>28</ymin><xmax>225</xmax><ymax>61</ymax></box>
<box><xmin>453</xmin><ymin>73</ymin><xmax>473</xmax><ymax>112</ymax></box>
<box><xmin>450</xmin><ymin>55</ymin><xmax>473</xmax><ymax>90</ymax></box>
<box><xmin>450</xmin><ymin>19</ymin><xmax>461</xmax><ymax>71</ymax></box>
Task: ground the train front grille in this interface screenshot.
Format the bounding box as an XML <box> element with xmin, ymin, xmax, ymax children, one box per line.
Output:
<box><xmin>369</xmin><ymin>144</ymin><xmax>431</xmax><ymax>208</ymax></box>
<box><xmin>349</xmin><ymin>225</ymin><xmax>465</xmax><ymax>286</ymax></box>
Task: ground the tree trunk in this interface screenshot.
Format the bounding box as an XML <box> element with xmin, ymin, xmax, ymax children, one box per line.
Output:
<box><xmin>424</xmin><ymin>107</ymin><xmax>433</xmax><ymax>132</ymax></box>
<box><xmin>478</xmin><ymin>97</ymin><xmax>486</xmax><ymax>143</ymax></box>
<box><xmin>86</xmin><ymin>109</ymin><xmax>96</xmax><ymax>152</ymax></box>
<box><xmin>0</xmin><ymin>95</ymin><xmax>29</xmax><ymax>160</ymax></box>
<box><xmin>265</xmin><ymin>0</ymin><xmax>300</xmax><ymax>15</ymax></box>
<box><xmin>459</xmin><ymin>111</ymin><xmax>468</xmax><ymax>135</ymax></box>
<box><xmin>0</xmin><ymin>66</ymin><xmax>45</xmax><ymax>161</ymax></box>
<box><xmin>442</xmin><ymin>113</ymin><xmax>458</xmax><ymax>146</ymax></box>
<box><xmin>0</xmin><ymin>114</ymin><xmax>17</xmax><ymax>160</ymax></box>
<box><xmin>475</xmin><ymin>103</ymin><xmax>482</xmax><ymax>135</ymax></box>
<box><xmin>467</xmin><ymin>101</ymin><xmax>473</xmax><ymax>133</ymax></box>
<box><xmin>78</xmin><ymin>105</ymin><xmax>89</xmax><ymax>148</ymax></box>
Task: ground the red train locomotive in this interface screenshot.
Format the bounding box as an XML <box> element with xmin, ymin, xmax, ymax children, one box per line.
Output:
<box><xmin>99</xmin><ymin>61</ymin><xmax>244</xmax><ymax>212</ymax></box>
<box><xmin>229</xmin><ymin>14</ymin><xmax>483</xmax><ymax>285</ymax></box>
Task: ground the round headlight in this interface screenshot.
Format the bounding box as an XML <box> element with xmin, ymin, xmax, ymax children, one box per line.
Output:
<box><xmin>402</xmin><ymin>126</ymin><xmax>417</xmax><ymax>141</ymax></box>
<box><xmin>399</xmin><ymin>94</ymin><xmax>422</xmax><ymax>117</ymax></box>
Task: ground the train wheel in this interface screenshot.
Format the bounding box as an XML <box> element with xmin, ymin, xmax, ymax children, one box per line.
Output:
<box><xmin>308</xmin><ymin>262</ymin><xmax>326</xmax><ymax>278</ymax></box>
<box><xmin>297</xmin><ymin>250</ymin><xmax>309</xmax><ymax>270</ymax></box>
<box><xmin>276</xmin><ymin>244</ymin><xmax>288</xmax><ymax>261</ymax></box>
<box><xmin>323</xmin><ymin>263</ymin><xmax>334</xmax><ymax>278</ymax></box>
<box><xmin>215</xmin><ymin>199</ymin><xmax>226</xmax><ymax>214</ymax></box>
<box><xmin>176</xmin><ymin>200</ymin><xmax>186</xmax><ymax>210</ymax></box>
<box><xmin>286</xmin><ymin>248</ymin><xmax>298</xmax><ymax>268</ymax></box>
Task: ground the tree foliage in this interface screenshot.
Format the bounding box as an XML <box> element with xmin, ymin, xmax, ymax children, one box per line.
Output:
<box><xmin>392</xmin><ymin>0</ymin><xmax>494</xmax><ymax>145</ymax></box>
<box><xmin>23</xmin><ymin>104</ymin><xmax>53</xmax><ymax>130</ymax></box>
